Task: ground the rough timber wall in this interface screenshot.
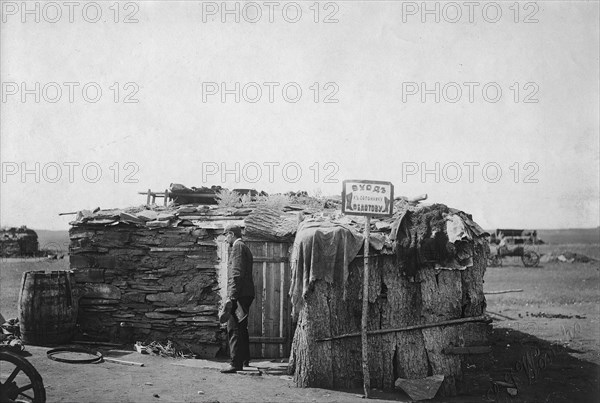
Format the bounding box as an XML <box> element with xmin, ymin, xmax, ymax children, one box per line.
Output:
<box><xmin>290</xmin><ymin>249</ymin><xmax>489</xmax><ymax>396</ymax></box>
<box><xmin>69</xmin><ymin>224</ymin><xmax>223</xmax><ymax>356</ymax></box>
<box><xmin>289</xmin><ymin>203</ymin><xmax>491</xmax><ymax>397</ymax></box>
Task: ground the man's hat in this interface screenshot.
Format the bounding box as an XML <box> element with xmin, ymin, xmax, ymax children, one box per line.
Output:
<box><xmin>222</xmin><ymin>224</ymin><xmax>242</xmax><ymax>237</ymax></box>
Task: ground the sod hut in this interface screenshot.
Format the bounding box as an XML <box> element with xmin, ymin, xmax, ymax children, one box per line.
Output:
<box><xmin>68</xmin><ymin>202</ymin><xmax>300</xmax><ymax>357</ymax></box>
<box><xmin>1</xmin><ymin>226</ymin><xmax>38</xmax><ymax>257</ymax></box>
<box><xmin>288</xmin><ymin>202</ymin><xmax>490</xmax><ymax>397</ymax></box>
<box><xmin>68</xmin><ymin>193</ymin><xmax>490</xmax><ymax>397</ymax></box>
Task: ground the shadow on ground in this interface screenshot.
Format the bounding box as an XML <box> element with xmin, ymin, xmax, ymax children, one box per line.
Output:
<box><xmin>288</xmin><ymin>326</ymin><xmax>600</xmax><ymax>402</ymax></box>
<box><xmin>5</xmin><ymin>326</ymin><xmax>598</xmax><ymax>402</ymax></box>
<box><xmin>456</xmin><ymin>326</ymin><xmax>599</xmax><ymax>402</ymax></box>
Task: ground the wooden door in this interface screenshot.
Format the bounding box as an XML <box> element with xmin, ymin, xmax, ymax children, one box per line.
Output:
<box><xmin>245</xmin><ymin>241</ymin><xmax>292</xmax><ymax>358</ymax></box>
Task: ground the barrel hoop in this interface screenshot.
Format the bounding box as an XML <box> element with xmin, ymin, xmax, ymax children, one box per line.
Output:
<box><xmin>47</xmin><ymin>347</ymin><xmax>103</xmax><ymax>364</ymax></box>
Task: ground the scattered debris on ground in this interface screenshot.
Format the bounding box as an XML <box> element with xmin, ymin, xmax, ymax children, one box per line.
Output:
<box><xmin>540</xmin><ymin>251</ymin><xmax>598</xmax><ymax>263</ymax></box>
<box><xmin>134</xmin><ymin>340</ymin><xmax>195</xmax><ymax>358</ymax></box>
<box><xmin>0</xmin><ymin>317</ymin><xmax>24</xmax><ymax>353</ymax></box>
<box><xmin>530</xmin><ymin>312</ymin><xmax>587</xmax><ymax>319</ymax></box>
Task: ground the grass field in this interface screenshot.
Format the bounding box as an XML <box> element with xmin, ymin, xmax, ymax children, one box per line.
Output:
<box><xmin>34</xmin><ymin>229</ymin><xmax>70</xmax><ymax>252</ymax></box>
<box><xmin>537</xmin><ymin>228</ymin><xmax>600</xmax><ymax>245</ymax></box>
<box><xmin>485</xmin><ymin>259</ymin><xmax>599</xmax><ymax>306</ymax></box>
<box><xmin>0</xmin><ymin>257</ymin><xmax>70</xmax><ymax>319</ymax></box>
<box><xmin>0</xmin><ymin>242</ymin><xmax>598</xmax><ymax>402</ymax></box>
<box><xmin>536</xmin><ymin>243</ymin><xmax>600</xmax><ymax>260</ymax></box>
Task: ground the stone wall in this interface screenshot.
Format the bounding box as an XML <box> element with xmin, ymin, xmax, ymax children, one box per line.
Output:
<box><xmin>69</xmin><ymin>224</ymin><xmax>226</xmax><ymax>357</ymax></box>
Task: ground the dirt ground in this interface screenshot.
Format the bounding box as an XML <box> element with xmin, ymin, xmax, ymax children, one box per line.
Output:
<box><xmin>471</xmin><ymin>256</ymin><xmax>600</xmax><ymax>403</ymax></box>
<box><xmin>1</xmin><ymin>244</ymin><xmax>599</xmax><ymax>402</ymax></box>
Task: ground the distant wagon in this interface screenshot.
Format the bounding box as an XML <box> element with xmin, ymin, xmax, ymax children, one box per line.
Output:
<box><xmin>488</xmin><ymin>229</ymin><xmax>540</xmax><ymax>267</ymax></box>
<box><xmin>490</xmin><ymin>228</ymin><xmax>539</xmax><ymax>245</ymax></box>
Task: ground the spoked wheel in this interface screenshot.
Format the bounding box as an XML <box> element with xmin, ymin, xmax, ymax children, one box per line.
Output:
<box><xmin>488</xmin><ymin>255</ymin><xmax>503</xmax><ymax>267</ymax></box>
<box><xmin>522</xmin><ymin>251</ymin><xmax>540</xmax><ymax>267</ymax></box>
<box><xmin>0</xmin><ymin>350</ymin><xmax>46</xmax><ymax>403</ymax></box>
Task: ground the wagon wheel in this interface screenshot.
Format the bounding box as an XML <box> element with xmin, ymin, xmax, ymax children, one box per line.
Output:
<box><xmin>488</xmin><ymin>255</ymin><xmax>503</xmax><ymax>267</ymax></box>
<box><xmin>0</xmin><ymin>350</ymin><xmax>46</xmax><ymax>403</ymax></box>
<box><xmin>522</xmin><ymin>251</ymin><xmax>540</xmax><ymax>267</ymax></box>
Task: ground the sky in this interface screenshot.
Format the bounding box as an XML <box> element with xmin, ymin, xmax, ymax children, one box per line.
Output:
<box><xmin>1</xmin><ymin>0</ymin><xmax>599</xmax><ymax>231</ymax></box>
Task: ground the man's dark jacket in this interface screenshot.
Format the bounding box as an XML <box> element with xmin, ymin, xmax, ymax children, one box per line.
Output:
<box><xmin>227</xmin><ymin>239</ymin><xmax>255</xmax><ymax>300</ymax></box>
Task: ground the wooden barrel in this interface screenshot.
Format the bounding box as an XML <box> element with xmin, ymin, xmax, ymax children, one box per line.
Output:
<box><xmin>18</xmin><ymin>271</ymin><xmax>78</xmax><ymax>345</ymax></box>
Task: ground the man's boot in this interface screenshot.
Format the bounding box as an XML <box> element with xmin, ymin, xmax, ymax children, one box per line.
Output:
<box><xmin>220</xmin><ymin>364</ymin><xmax>241</xmax><ymax>373</ymax></box>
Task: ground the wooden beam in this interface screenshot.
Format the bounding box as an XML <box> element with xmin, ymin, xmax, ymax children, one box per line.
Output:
<box><xmin>150</xmin><ymin>246</ymin><xmax>215</xmax><ymax>252</ymax></box>
<box><xmin>443</xmin><ymin>346</ymin><xmax>492</xmax><ymax>355</ymax></box>
<box><xmin>279</xmin><ymin>254</ymin><xmax>285</xmax><ymax>358</ymax></box>
<box><xmin>138</xmin><ymin>192</ymin><xmax>217</xmax><ymax>198</ymax></box>
<box><xmin>261</xmin><ymin>253</ymin><xmax>267</xmax><ymax>358</ymax></box>
<box><xmin>361</xmin><ymin>216</ymin><xmax>371</xmax><ymax>397</ymax></box>
<box><xmin>484</xmin><ymin>289</ymin><xmax>523</xmax><ymax>295</ymax></box>
<box><xmin>486</xmin><ymin>310</ymin><xmax>515</xmax><ymax>320</ymax></box>
<box><xmin>316</xmin><ymin>315</ymin><xmax>490</xmax><ymax>342</ymax></box>
<box><xmin>72</xmin><ymin>340</ymin><xmax>124</xmax><ymax>347</ymax></box>
<box><xmin>249</xmin><ymin>336</ymin><xmax>286</xmax><ymax>344</ymax></box>
<box><xmin>179</xmin><ymin>216</ymin><xmax>244</xmax><ymax>221</ymax></box>
<box><xmin>253</xmin><ymin>257</ymin><xmax>289</xmax><ymax>263</ymax></box>
<box><xmin>103</xmin><ymin>357</ymin><xmax>144</xmax><ymax>367</ymax></box>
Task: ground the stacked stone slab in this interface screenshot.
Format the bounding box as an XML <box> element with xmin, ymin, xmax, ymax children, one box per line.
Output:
<box><xmin>69</xmin><ymin>205</ymin><xmax>247</xmax><ymax>356</ymax></box>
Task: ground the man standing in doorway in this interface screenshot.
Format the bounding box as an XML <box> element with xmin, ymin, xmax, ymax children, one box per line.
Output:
<box><xmin>220</xmin><ymin>224</ymin><xmax>255</xmax><ymax>373</ymax></box>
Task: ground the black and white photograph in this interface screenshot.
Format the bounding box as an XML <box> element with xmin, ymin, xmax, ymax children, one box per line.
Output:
<box><xmin>0</xmin><ymin>1</ymin><xmax>598</xmax><ymax>402</ymax></box>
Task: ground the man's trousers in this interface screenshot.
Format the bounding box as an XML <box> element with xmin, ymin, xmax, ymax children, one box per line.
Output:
<box><xmin>227</xmin><ymin>296</ymin><xmax>253</xmax><ymax>368</ymax></box>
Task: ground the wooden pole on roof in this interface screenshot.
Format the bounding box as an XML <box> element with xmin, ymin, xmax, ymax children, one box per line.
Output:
<box><xmin>361</xmin><ymin>215</ymin><xmax>371</xmax><ymax>398</ymax></box>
